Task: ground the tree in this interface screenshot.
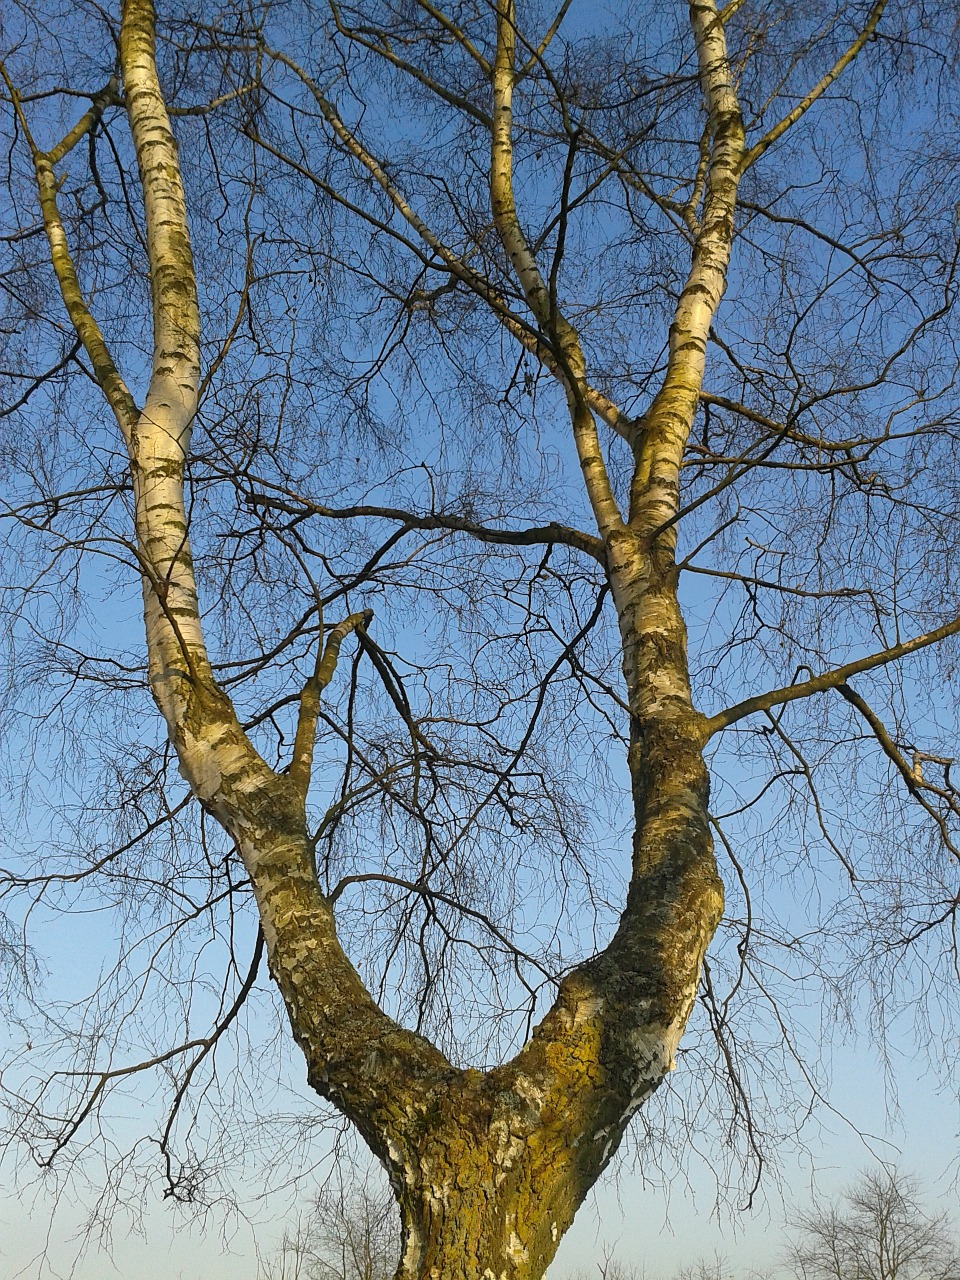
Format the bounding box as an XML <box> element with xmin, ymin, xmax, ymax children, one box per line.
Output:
<box><xmin>272</xmin><ymin>1181</ymin><xmax>398</xmax><ymax>1280</ymax></box>
<box><xmin>566</xmin><ymin>1260</ymin><xmax>647</xmax><ymax>1280</ymax></box>
<box><xmin>785</xmin><ymin>1170</ymin><xmax>960</xmax><ymax>1280</ymax></box>
<box><xmin>1</xmin><ymin>1</ymin><xmax>959</xmax><ymax>1278</ymax></box>
<box><xmin>565</xmin><ymin>1248</ymin><xmax>733</xmax><ymax>1280</ymax></box>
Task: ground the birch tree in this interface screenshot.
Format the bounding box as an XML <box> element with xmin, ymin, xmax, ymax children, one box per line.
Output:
<box><xmin>2</xmin><ymin>2</ymin><xmax>959</xmax><ymax>1278</ymax></box>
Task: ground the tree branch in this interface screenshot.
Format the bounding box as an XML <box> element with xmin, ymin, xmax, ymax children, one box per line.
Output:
<box><xmin>739</xmin><ymin>0</ymin><xmax>887</xmax><ymax>173</ymax></box>
<box><xmin>490</xmin><ymin>0</ymin><xmax>623</xmax><ymax>538</ymax></box>
<box><xmin>2</xmin><ymin>66</ymin><xmax>139</xmax><ymax>437</ymax></box>
<box><xmin>630</xmin><ymin>0</ymin><xmax>745</xmax><ymax>539</ymax></box>
<box><xmin>246</xmin><ymin>489</ymin><xmax>606</xmax><ymax>562</ymax></box>
<box><xmin>289</xmin><ymin>609</ymin><xmax>374</xmax><ymax>800</ymax></box>
<box><xmin>704</xmin><ymin>615</ymin><xmax>960</xmax><ymax>736</ymax></box>
<box><xmin>837</xmin><ymin>683</ymin><xmax>960</xmax><ymax>861</ymax></box>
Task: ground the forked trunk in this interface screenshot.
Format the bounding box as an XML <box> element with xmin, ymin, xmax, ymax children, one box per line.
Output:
<box><xmin>382</xmin><ymin>1012</ymin><xmax>689</xmax><ymax>1280</ymax></box>
<box><xmin>355</xmin><ymin>719</ymin><xmax>716</xmax><ymax>1280</ymax></box>
<box><xmin>29</xmin><ymin>4</ymin><xmax>733</xmax><ymax>1275</ymax></box>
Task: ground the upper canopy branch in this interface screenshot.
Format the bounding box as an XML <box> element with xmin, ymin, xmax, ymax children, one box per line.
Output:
<box><xmin>328</xmin><ymin>0</ymin><xmax>492</xmax><ymax>126</ymax></box>
<box><xmin>516</xmin><ymin>0</ymin><xmax>574</xmax><ymax>78</ymax></box>
<box><xmin>739</xmin><ymin>0</ymin><xmax>887</xmax><ymax>173</ymax></box>
<box><xmin>260</xmin><ymin>43</ymin><xmax>635</xmax><ymax>450</ymax></box>
<box><xmin>704</xmin><ymin>614</ymin><xmax>960</xmax><ymax>737</ymax></box>
<box><xmin>490</xmin><ymin>0</ymin><xmax>624</xmax><ymax>540</ymax></box>
<box><xmin>629</xmin><ymin>0</ymin><xmax>744</xmax><ymax>537</ymax></box>
<box><xmin>411</xmin><ymin>0</ymin><xmax>491</xmax><ymax>74</ymax></box>
<box><xmin>2</xmin><ymin>65</ymin><xmax>139</xmax><ymax>438</ymax></box>
<box><xmin>246</xmin><ymin>489</ymin><xmax>605</xmax><ymax>561</ymax></box>
<box><xmin>698</xmin><ymin>391</ymin><xmax>866</xmax><ymax>454</ymax></box>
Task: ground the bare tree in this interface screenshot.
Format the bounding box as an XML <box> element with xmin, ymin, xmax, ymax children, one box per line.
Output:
<box><xmin>565</xmin><ymin>1248</ymin><xmax>732</xmax><ymax>1280</ymax></box>
<box><xmin>565</xmin><ymin>1259</ymin><xmax>648</xmax><ymax>1280</ymax></box>
<box><xmin>784</xmin><ymin>1170</ymin><xmax>960</xmax><ymax>1280</ymax></box>
<box><xmin>1</xmin><ymin>1</ymin><xmax>959</xmax><ymax>1278</ymax></box>
<box><xmin>272</xmin><ymin>1180</ymin><xmax>398</xmax><ymax>1280</ymax></box>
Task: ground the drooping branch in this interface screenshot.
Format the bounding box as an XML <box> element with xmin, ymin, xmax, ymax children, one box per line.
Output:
<box><xmin>327</xmin><ymin>872</ymin><xmax>556</xmax><ymax>982</ymax></box>
<box><xmin>46</xmin><ymin>927</ymin><xmax>265</xmax><ymax>1168</ymax></box>
<box><xmin>0</xmin><ymin>339</ymin><xmax>83</xmax><ymax>421</ymax></box>
<box><xmin>837</xmin><ymin>684</ymin><xmax>960</xmax><ymax>862</ymax></box>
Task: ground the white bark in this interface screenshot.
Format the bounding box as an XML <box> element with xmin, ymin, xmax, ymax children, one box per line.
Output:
<box><xmin>120</xmin><ymin>0</ymin><xmax>209</xmax><ymax>731</ymax></box>
<box><xmin>632</xmin><ymin>0</ymin><xmax>745</xmax><ymax>542</ymax></box>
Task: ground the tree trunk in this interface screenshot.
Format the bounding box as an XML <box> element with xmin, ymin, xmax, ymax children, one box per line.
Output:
<box><xmin>383</xmin><ymin>967</ymin><xmax>704</xmax><ymax>1280</ymax></box>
